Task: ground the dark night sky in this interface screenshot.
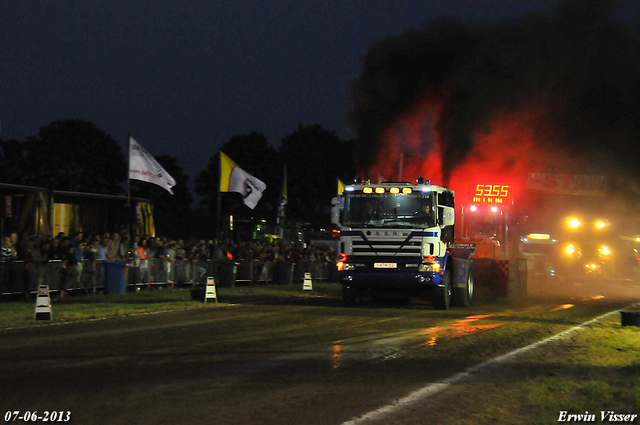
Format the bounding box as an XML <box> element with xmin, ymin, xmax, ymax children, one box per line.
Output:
<box><xmin>2</xmin><ymin>1</ymin><xmax>638</xmax><ymax>186</ymax></box>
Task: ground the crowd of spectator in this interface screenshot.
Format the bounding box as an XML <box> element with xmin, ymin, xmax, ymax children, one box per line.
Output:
<box><xmin>1</xmin><ymin>229</ymin><xmax>338</xmax><ymax>298</ymax></box>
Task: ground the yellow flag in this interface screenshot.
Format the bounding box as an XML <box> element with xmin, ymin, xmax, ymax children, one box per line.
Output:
<box><xmin>220</xmin><ymin>152</ymin><xmax>267</xmax><ymax>209</ymax></box>
<box><xmin>220</xmin><ymin>152</ymin><xmax>236</xmax><ymax>192</ymax></box>
<box><xmin>337</xmin><ymin>179</ymin><xmax>345</xmax><ymax>195</ymax></box>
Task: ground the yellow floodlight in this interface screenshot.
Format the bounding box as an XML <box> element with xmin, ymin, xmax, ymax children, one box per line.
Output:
<box><xmin>567</xmin><ymin>218</ymin><xmax>581</xmax><ymax>229</ymax></box>
<box><xmin>599</xmin><ymin>245</ymin><xmax>611</xmax><ymax>256</ymax></box>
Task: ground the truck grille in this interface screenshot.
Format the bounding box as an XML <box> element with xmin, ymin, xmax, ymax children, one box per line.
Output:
<box><xmin>352</xmin><ymin>239</ymin><xmax>423</xmax><ymax>257</ymax></box>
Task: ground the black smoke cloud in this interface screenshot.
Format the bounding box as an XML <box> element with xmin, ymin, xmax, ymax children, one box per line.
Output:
<box><xmin>348</xmin><ymin>0</ymin><xmax>640</xmax><ymax>184</ymax></box>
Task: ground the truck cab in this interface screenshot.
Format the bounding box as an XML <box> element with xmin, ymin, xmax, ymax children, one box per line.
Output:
<box><xmin>332</xmin><ymin>178</ymin><xmax>473</xmax><ymax>309</ymax></box>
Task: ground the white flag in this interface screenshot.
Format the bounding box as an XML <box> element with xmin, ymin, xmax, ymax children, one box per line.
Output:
<box><xmin>129</xmin><ymin>137</ymin><xmax>176</xmax><ymax>194</ymax></box>
<box><xmin>220</xmin><ymin>152</ymin><xmax>266</xmax><ymax>209</ymax></box>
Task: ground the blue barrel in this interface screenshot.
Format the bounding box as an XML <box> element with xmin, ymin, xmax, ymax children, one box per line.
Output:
<box><xmin>104</xmin><ymin>261</ymin><xmax>128</xmax><ymax>294</ymax></box>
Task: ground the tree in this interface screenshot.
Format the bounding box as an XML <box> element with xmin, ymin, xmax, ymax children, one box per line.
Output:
<box><xmin>280</xmin><ymin>124</ymin><xmax>356</xmax><ymax>225</ymax></box>
<box><xmin>21</xmin><ymin>120</ymin><xmax>127</xmax><ymax>194</ymax></box>
<box><xmin>0</xmin><ymin>138</ymin><xmax>27</xmax><ymax>184</ymax></box>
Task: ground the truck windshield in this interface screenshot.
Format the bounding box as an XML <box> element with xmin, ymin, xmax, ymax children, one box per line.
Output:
<box><xmin>343</xmin><ymin>193</ymin><xmax>436</xmax><ymax>228</ymax></box>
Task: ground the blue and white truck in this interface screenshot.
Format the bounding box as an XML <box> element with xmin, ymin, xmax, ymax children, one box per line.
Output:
<box><xmin>332</xmin><ymin>178</ymin><xmax>475</xmax><ymax>309</ymax></box>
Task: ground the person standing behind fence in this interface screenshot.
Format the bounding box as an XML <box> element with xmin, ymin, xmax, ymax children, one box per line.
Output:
<box><xmin>137</xmin><ymin>239</ymin><xmax>149</xmax><ymax>285</ymax></box>
<box><xmin>47</xmin><ymin>237</ymin><xmax>60</xmax><ymax>260</ymax></box>
<box><xmin>174</xmin><ymin>244</ymin><xmax>186</xmax><ymax>285</ymax></box>
<box><xmin>150</xmin><ymin>237</ymin><xmax>165</xmax><ymax>282</ymax></box>
<box><xmin>73</xmin><ymin>241</ymin><xmax>85</xmax><ymax>293</ymax></box>
<box><xmin>163</xmin><ymin>242</ymin><xmax>176</xmax><ymax>285</ymax></box>
<box><xmin>95</xmin><ymin>237</ymin><xmax>109</xmax><ymax>292</ymax></box>
<box><xmin>118</xmin><ymin>236</ymin><xmax>130</xmax><ymax>261</ymax></box>
<box><xmin>69</xmin><ymin>231</ymin><xmax>83</xmax><ymax>247</ymax></box>
<box><xmin>1</xmin><ymin>236</ymin><xmax>16</xmax><ymax>297</ymax></box>
<box><xmin>130</xmin><ymin>238</ymin><xmax>141</xmax><ymax>284</ymax></box>
<box><xmin>83</xmin><ymin>239</ymin><xmax>99</xmax><ymax>294</ymax></box>
<box><xmin>61</xmin><ymin>242</ymin><xmax>82</xmax><ymax>297</ymax></box>
<box><xmin>17</xmin><ymin>236</ymin><xmax>37</xmax><ymax>298</ymax></box>
<box><xmin>96</xmin><ymin>237</ymin><xmax>108</xmax><ymax>261</ymax></box>
<box><xmin>56</xmin><ymin>237</ymin><xmax>70</xmax><ymax>260</ymax></box>
<box><xmin>185</xmin><ymin>244</ymin><xmax>199</xmax><ymax>285</ymax></box>
<box><xmin>106</xmin><ymin>233</ymin><xmax>120</xmax><ymax>260</ymax></box>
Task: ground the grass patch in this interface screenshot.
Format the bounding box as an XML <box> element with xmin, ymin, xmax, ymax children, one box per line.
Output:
<box><xmin>0</xmin><ymin>282</ymin><xmax>343</xmax><ymax>328</ymax></box>
<box><xmin>519</xmin><ymin>322</ymin><xmax>640</xmax><ymax>423</ymax></box>
<box><xmin>451</xmin><ymin>317</ymin><xmax>640</xmax><ymax>425</ymax></box>
<box><xmin>525</xmin><ymin>375</ymin><xmax>640</xmax><ymax>424</ymax></box>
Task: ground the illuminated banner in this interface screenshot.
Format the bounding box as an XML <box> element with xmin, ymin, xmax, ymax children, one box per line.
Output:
<box><xmin>472</xmin><ymin>184</ymin><xmax>510</xmax><ymax>205</ymax></box>
<box><xmin>527</xmin><ymin>174</ymin><xmax>606</xmax><ymax>196</ymax></box>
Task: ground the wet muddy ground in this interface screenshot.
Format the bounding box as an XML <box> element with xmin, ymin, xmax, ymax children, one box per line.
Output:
<box><xmin>0</xmin><ymin>293</ymin><xmax>636</xmax><ymax>425</ymax></box>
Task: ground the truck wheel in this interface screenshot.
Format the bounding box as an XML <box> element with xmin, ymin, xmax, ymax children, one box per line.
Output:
<box><xmin>343</xmin><ymin>285</ymin><xmax>360</xmax><ymax>307</ymax></box>
<box><xmin>433</xmin><ymin>269</ymin><xmax>452</xmax><ymax>310</ymax></box>
<box><xmin>453</xmin><ymin>271</ymin><xmax>474</xmax><ymax>307</ymax></box>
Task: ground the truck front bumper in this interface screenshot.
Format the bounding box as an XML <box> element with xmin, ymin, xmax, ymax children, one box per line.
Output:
<box><xmin>337</xmin><ymin>270</ymin><xmax>444</xmax><ymax>290</ymax></box>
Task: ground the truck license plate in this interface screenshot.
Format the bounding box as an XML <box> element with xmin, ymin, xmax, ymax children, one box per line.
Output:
<box><xmin>374</xmin><ymin>262</ymin><xmax>397</xmax><ymax>269</ymax></box>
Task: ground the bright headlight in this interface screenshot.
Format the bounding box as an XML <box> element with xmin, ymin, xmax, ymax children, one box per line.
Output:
<box><xmin>419</xmin><ymin>262</ymin><xmax>441</xmax><ymax>272</ymax></box>
<box><xmin>337</xmin><ymin>261</ymin><xmax>354</xmax><ymax>271</ymax></box>
<box><xmin>599</xmin><ymin>245</ymin><xmax>611</xmax><ymax>256</ymax></box>
<box><xmin>567</xmin><ymin>218</ymin><xmax>581</xmax><ymax>229</ymax></box>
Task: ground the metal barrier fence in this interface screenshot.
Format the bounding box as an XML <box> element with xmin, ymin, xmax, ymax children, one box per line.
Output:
<box><xmin>0</xmin><ymin>258</ymin><xmax>337</xmax><ymax>297</ymax></box>
<box><xmin>231</xmin><ymin>259</ymin><xmax>337</xmax><ymax>287</ymax></box>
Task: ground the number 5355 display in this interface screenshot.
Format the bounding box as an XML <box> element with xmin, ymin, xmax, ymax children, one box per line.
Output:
<box><xmin>472</xmin><ymin>184</ymin><xmax>510</xmax><ymax>204</ymax></box>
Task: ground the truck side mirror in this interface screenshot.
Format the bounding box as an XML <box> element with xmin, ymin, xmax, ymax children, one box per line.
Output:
<box><xmin>440</xmin><ymin>206</ymin><xmax>454</xmax><ymax>227</ymax></box>
<box><xmin>331</xmin><ymin>197</ymin><xmax>340</xmax><ymax>225</ymax></box>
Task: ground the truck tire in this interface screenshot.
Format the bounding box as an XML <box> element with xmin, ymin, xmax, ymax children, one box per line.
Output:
<box><xmin>453</xmin><ymin>271</ymin><xmax>474</xmax><ymax>307</ymax></box>
<box><xmin>343</xmin><ymin>285</ymin><xmax>361</xmax><ymax>307</ymax></box>
<box><xmin>433</xmin><ymin>268</ymin><xmax>452</xmax><ymax>310</ymax></box>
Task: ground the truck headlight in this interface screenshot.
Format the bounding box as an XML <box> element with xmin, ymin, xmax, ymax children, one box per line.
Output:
<box><xmin>337</xmin><ymin>261</ymin><xmax>354</xmax><ymax>271</ymax></box>
<box><xmin>419</xmin><ymin>262</ymin><xmax>441</xmax><ymax>272</ymax></box>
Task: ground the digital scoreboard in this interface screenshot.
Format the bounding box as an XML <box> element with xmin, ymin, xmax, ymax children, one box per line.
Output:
<box><xmin>472</xmin><ymin>184</ymin><xmax>510</xmax><ymax>205</ymax></box>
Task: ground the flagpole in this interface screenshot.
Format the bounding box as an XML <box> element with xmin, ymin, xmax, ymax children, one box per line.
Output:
<box><xmin>277</xmin><ymin>165</ymin><xmax>286</xmax><ymax>239</ymax></box>
<box><xmin>126</xmin><ymin>133</ymin><xmax>131</xmax><ymax>208</ymax></box>
<box><xmin>214</xmin><ymin>150</ymin><xmax>223</xmax><ymax>281</ymax></box>
<box><xmin>126</xmin><ymin>133</ymin><xmax>132</xmax><ymax>245</ymax></box>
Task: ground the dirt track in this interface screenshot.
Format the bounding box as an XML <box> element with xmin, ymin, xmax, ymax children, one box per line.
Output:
<box><xmin>0</xmin><ymin>294</ymin><xmax>636</xmax><ymax>425</ymax></box>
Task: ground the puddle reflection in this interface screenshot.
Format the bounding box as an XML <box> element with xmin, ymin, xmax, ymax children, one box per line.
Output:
<box><xmin>332</xmin><ymin>341</ymin><xmax>343</xmax><ymax>370</ymax></box>
<box><xmin>551</xmin><ymin>303</ymin><xmax>575</xmax><ymax>311</ymax></box>
<box><xmin>330</xmin><ymin>315</ymin><xmax>503</xmax><ymax>371</ymax></box>
<box><xmin>418</xmin><ymin>314</ymin><xmax>502</xmax><ymax>347</ymax></box>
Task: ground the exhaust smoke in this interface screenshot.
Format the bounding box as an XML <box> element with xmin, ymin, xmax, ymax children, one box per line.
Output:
<box><xmin>348</xmin><ymin>0</ymin><xmax>640</xmax><ymax>191</ymax></box>
<box><xmin>348</xmin><ymin>0</ymin><xmax>640</xmax><ymax>300</ymax></box>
